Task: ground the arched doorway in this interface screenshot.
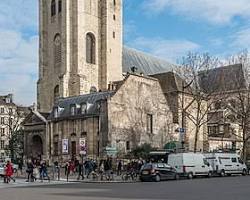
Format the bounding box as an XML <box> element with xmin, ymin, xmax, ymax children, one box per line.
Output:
<box><xmin>32</xmin><ymin>135</ymin><xmax>43</xmax><ymax>160</ymax></box>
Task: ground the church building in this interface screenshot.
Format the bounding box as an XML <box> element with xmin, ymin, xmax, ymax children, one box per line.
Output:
<box><xmin>23</xmin><ymin>0</ymin><xmax>204</xmax><ymax>162</ymax></box>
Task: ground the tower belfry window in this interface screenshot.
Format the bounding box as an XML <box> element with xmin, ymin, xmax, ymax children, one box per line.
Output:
<box><xmin>54</xmin><ymin>34</ymin><xmax>62</xmax><ymax>65</ymax></box>
<box><xmin>58</xmin><ymin>0</ymin><xmax>62</xmax><ymax>13</ymax></box>
<box><xmin>51</xmin><ymin>0</ymin><xmax>56</xmax><ymax>17</ymax></box>
<box><xmin>86</xmin><ymin>33</ymin><xmax>96</xmax><ymax>64</ymax></box>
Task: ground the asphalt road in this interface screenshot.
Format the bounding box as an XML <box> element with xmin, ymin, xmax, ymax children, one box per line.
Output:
<box><xmin>1</xmin><ymin>176</ymin><xmax>250</xmax><ymax>200</ymax></box>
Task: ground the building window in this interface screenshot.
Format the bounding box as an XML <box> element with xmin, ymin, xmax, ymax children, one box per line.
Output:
<box><xmin>113</xmin><ymin>0</ymin><xmax>116</xmax><ymax>6</ymax></box>
<box><xmin>0</xmin><ymin>108</ymin><xmax>4</xmax><ymax>114</ymax></box>
<box><xmin>54</xmin><ymin>34</ymin><xmax>62</xmax><ymax>65</ymax></box>
<box><xmin>54</xmin><ymin>85</ymin><xmax>60</xmax><ymax>102</ymax></box>
<box><xmin>113</xmin><ymin>14</ymin><xmax>116</xmax><ymax>20</ymax></box>
<box><xmin>1</xmin><ymin>128</ymin><xmax>4</xmax><ymax>136</ymax></box>
<box><xmin>8</xmin><ymin>108</ymin><xmax>13</xmax><ymax>115</ymax></box>
<box><xmin>58</xmin><ymin>0</ymin><xmax>62</xmax><ymax>13</ymax></box>
<box><xmin>81</xmin><ymin>103</ymin><xmax>87</xmax><ymax>114</ymax></box>
<box><xmin>126</xmin><ymin>141</ymin><xmax>130</xmax><ymax>151</ymax></box>
<box><xmin>147</xmin><ymin>114</ymin><xmax>153</xmax><ymax>134</ymax></box>
<box><xmin>51</xmin><ymin>0</ymin><xmax>56</xmax><ymax>17</ymax></box>
<box><xmin>70</xmin><ymin>105</ymin><xmax>76</xmax><ymax>116</ymax></box>
<box><xmin>86</xmin><ymin>33</ymin><xmax>96</xmax><ymax>64</ymax></box>
<box><xmin>54</xmin><ymin>142</ymin><xmax>58</xmax><ymax>156</ymax></box>
<box><xmin>0</xmin><ymin>140</ymin><xmax>4</xmax><ymax>149</ymax></box>
<box><xmin>113</xmin><ymin>31</ymin><xmax>116</xmax><ymax>38</ymax></box>
<box><xmin>0</xmin><ymin>117</ymin><xmax>4</xmax><ymax>125</ymax></box>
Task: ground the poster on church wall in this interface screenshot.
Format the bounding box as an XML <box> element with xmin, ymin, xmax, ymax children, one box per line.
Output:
<box><xmin>79</xmin><ymin>138</ymin><xmax>87</xmax><ymax>155</ymax></box>
<box><xmin>62</xmin><ymin>139</ymin><xmax>69</xmax><ymax>154</ymax></box>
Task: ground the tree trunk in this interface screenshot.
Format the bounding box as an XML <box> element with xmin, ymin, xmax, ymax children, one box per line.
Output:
<box><xmin>194</xmin><ymin>126</ymin><xmax>200</xmax><ymax>153</ymax></box>
<box><xmin>243</xmin><ymin>141</ymin><xmax>247</xmax><ymax>162</ymax></box>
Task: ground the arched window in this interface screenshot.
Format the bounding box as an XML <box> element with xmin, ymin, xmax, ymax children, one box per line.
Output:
<box><xmin>54</xmin><ymin>34</ymin><xmax>61</xmax><ymax>65</ymax></box>
<box><xmin>51</xmin><ymin>0</ymin><xmax>56</xmax><ymax>17</ymax></box>
<box><xmin>58</xmin><ymin>0</ymin><xmax>62</xmax><ymax>13</ymax></box>
<box><xmin>54</xmin><ymin>85</ymin><xmax>59</xmax><ymax>102</ymax></box>
<box><xmin>86</xmin><ymin>33</ymin><xmax>96</xmax><ymax>64</ymax></box>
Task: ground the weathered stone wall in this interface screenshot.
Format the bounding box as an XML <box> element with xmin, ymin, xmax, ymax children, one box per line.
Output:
<box><xmin>107</xmin><ymin>74</ymin><xmax>175</xmax><ymax>155</ymax></box>
<box><xmin>49</xmin><ymin>117</ymin><xmax>100</xmax><ymax>162</ymax></box>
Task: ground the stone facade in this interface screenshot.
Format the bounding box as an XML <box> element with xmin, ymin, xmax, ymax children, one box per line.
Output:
<box><xmin>38</xmin><ymin>0</ymin><xmax>123</xmax><ymax>113</ymax></box>
<box><xmin>152</xmin><ymin>72</ymin><xmax>207</xmax><ymax>152</ymax></box>
<box><xmin>25</xmin><ymin>74</ymin><xmax>175</xmax><ymax>162</ymax></box>
<box><xmin>108</xmin><ymin>74</ymin><xmax>175</xmax><ymax>155</ymax></box>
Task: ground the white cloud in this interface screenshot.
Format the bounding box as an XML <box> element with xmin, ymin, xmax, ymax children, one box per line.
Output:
<box><xmin>0</xmin><ymin>0</ymin><xmax>38</xmax><ymax>106</ymax></box>
<box><xmin>231</xmin><ymin>26</ymin><xmax>250</xmax><ymax>49</ymax></box>
<box><xmin>143</xmin><ymin>0</ymin><xmax>250</xmax><ymax>25</ymax></box>
<box><xmin>127</xmin><ymin>37</ymin><xmax>200</xmax><ymax>62</ymax></box>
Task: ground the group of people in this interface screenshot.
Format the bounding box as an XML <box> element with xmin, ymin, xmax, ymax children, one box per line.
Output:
<box><xmin>26</xmin><ymin>159</ymin><xmax>50</xmax><ymax>182</ymax></box>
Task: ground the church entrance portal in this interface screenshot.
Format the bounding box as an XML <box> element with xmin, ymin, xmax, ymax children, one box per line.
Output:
<box><xmin>31</xmin><ymin>135</ymin><xmax>43</xmax><ymax>160</ymax></box>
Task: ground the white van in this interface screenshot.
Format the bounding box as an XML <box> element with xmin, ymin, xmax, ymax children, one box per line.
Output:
<box><xmin>167</xmin><ymin>153</ymin><xmax>212</xmax><ymax>179</ymax></box>
<box><xmin>204</xmin><ymin>153</ymin><xmax>247</xmax><ymax>176</ymax></box>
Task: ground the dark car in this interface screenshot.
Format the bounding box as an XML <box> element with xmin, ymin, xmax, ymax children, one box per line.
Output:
<box><xmin>140</xmin><ymin>163</ymin><xmax>179</xmax><ymax>182</ymax></box>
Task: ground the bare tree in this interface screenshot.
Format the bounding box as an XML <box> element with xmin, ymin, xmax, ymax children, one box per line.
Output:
<box><xmin>224</xmin><ymin>50</ymin><xmax>250</xmax><ymax>161</ymax></box>
<box><xmin>176</xmin><ymin>52</ymin><xmax>222</xmax><ymax>152</ymax></box>
<box><xmin>3</xmin><ymin>106</ymin><xmax>28</xmax><ymax>161</ymax></box>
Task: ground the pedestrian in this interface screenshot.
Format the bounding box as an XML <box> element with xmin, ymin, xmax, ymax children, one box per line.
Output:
<box><xmin>117</xmin><ymin>160</ymin><xmax>122</xmax><ymax>176</ymax></box>
<box><xmin>40</xmin><ymin>161</ymin><xmax>50</xmax><ymax>182</ymax></box>
<box><xmin>17</xmin><ymin>159</ymin><xmax>23</xmax><ymax>176</ymax></box>
<box><xmin>104</xmin><ymin>157</ymin><xmax>112</xmax><ymax>181</ymax></box>
<box><xmin>33</xmin><ymin>164</ymin><xmax>40</xmax><ymax>181</ymax></box>
<box><xmin>99</xmin><ymin>160</ymin><xmax>105</xmax><ymax>180</ymax></box>
<box><xmin>26</xmin><ymin>160</ymin><xmax>34</xmax><ymax>182</ymax></box>
<box><xmin>5</xmin><ymin>160</ymin><xmax>15</xmax><ymax>183</ymax></box>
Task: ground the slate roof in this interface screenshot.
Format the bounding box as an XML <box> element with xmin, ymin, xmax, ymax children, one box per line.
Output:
<box><xmin>50</xmin><ymin>91</ymin><xmax>115</xmax><ymax>119</ymax></box>
<box><xmin>199</xmin><ymin>64</ymin><xmax>247</xmax><ymax>93</ymax></box>
<box><xmin>151</xmin><ymin>71</ymin><xmax>191</xmax><ymax>93</ymax></box>
<box><xmin>122</xmin><ymin>47</ymin><xmax>174</xmax><ymax>75</ymax></box>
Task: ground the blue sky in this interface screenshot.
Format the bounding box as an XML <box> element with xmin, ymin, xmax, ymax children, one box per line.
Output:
<box><xmin>1</xmin><ymin>0</ymin><xmax>250</xmax><ymax>105</ymax></box>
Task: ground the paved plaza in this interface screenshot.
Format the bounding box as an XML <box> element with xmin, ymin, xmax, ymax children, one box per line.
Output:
<box><xmin>1</xmin><ymin>176</ymin><xmax>250</xmax><ymax>200</ymax></box>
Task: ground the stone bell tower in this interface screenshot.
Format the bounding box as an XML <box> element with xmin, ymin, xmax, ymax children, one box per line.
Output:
<box><xmin>37</xmin><ymin>0</ymin><xmax>123</xmax><ymax>112</ymax></box>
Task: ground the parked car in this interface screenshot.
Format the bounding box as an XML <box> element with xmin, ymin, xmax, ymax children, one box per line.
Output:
<box><xmin>140</xmin><ymin>163</ymin><xmax>179</xmax><ymax>182</ymax></box>
<box><xmin>0</xmin><ymin>163</ymin><xmax>5</xmax><ymax>176</ymax></box>
<box><xmin>204</xmin><ymin>153</ymin><xmax>248</xmax><ymax>176</ymax></box>
<box><xmin>167</xmin><ymin>152</ymin><xmax>212</xmax><ymax>179</ymax></box>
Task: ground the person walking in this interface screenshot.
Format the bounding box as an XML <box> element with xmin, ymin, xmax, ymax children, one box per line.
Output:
<box><xmin>40</xmin><ymin>161</ymin><xmax>50</xmax><ymax>182</ymax></box>
<box><xmin>26</xmin><ymin>160</ymin><xmax>34</xmax><ymax>182</ymax></box>
<box><xmin>4</xmin><ymin>161</ymin><xmax>15</xmax><ymax>183</ymax></box>
<box><xmin>117</xmin><ymin>160</ymin><xmax>122</xmax><ymax>176</ymax></box>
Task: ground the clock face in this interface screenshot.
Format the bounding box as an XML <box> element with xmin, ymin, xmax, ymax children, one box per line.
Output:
<box><xmin>54</xmin><ymin>35</ymin><xmax>61</xmax><ymax>46</ymax></box>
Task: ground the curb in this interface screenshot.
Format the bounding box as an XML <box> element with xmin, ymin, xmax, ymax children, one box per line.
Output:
<box><xmin>59</xmin><ymin>179</ymin><xmax>138</xmax><ymax>184</ymax></box>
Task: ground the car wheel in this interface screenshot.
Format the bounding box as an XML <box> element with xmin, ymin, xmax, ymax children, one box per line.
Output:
<box><xmin>187</xmin><ymin>172</ymin><xmax>193</xmax><ymax>179</ymax></box>
<box><xmin>207</xmin><ymin>171</ymin><xmax>212</xmax><ymax>178</ymax></box>
<box><xmin>155</xmin><ymin>174</ymin><xmax>161</xmax><ymax>182</ymax></box>
<box><xmin>139</xmin><ymin>177</ymin><xmax>144</xmax><ymax>182</ymax></box>
<box><xmin>175</xmin><ymin>174</ymin><xmax>180</xmax><ymax>180</ymax></box>
<box><xmin>242</xmin><ymin>169</ymin><xmax>247</xmax><ymax>176</ymax></box>
<box><xmin>220</xmin><ymin>170</ymin><xmax>225</xmax><ymax>177</ymax></box>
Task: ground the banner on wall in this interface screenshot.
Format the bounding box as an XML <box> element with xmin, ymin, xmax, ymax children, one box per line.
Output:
<box><xmin>79</xmin><ymin>138</ymin><xmax>87</xmax><ymax>155</ymax></box>
<box><xmin>62</xmin><ymin>139</ymin><xmax>69</xmax><ymax>154</ymax></box>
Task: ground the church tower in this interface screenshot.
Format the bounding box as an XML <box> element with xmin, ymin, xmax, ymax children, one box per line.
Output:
<box><xmin>37</xmin><ymin>0</ymin><xmax>123</xmax><ymax>112</ymax></box>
